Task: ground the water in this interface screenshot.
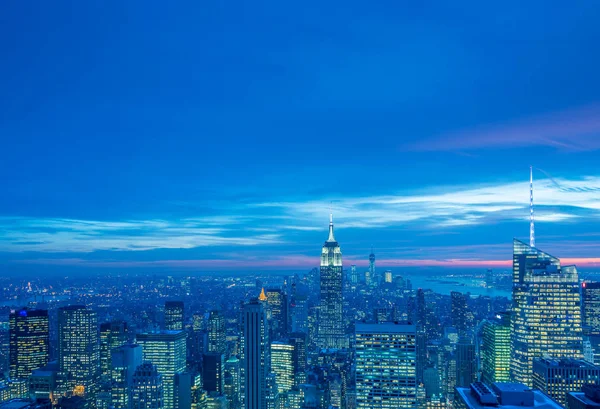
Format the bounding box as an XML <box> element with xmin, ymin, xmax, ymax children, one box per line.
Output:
<box><xmin>403</xmin><ymin>273</ymin><xmax>512</xmax><ymax>298</ymax></box>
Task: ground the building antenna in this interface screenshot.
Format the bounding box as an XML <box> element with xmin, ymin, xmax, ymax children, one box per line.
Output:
<box><xmin>530</xmin><ymin>165</ymin><xmax>535</xmax><ymax>248</ymax></box>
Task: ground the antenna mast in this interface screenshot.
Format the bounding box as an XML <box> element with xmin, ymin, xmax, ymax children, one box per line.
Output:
<box><xmin>530</xmin><ymin>166</ymin><xmax>535</xmax><ymax>248</ymax></box>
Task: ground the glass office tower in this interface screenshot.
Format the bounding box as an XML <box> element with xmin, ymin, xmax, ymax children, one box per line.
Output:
<box><xmin>355</xmin><ymin>322</ymin><xmax>417</xmax><ymax>409</ymax></box>
<box><xmin>511</xmin><ymin>239</ymin><xmax>583</xmax><ymax>386</ymax></box>
<box><xmin>9</xmin><ymin>308</ymin><xmax>49</xmax><ymax>380</ymax></box>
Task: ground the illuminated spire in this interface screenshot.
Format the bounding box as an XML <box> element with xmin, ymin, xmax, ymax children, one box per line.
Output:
<box><xmin>258</xmin><ymin>287</ymin><xmax>267</xmax><ymax>301</ymax></box>
<box><xmin>327</xmin><ymin>213</ymin><xmax>336</xmax><ymax>242</ymax></box>
<box><xmin>530</xmin><ymin>166</ymin><xmax>535</xmax><ymax>248</ymax></box>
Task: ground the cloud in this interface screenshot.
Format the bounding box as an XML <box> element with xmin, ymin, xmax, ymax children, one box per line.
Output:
<box><xmin>256</xmin><ymin>175</ymin><xmax>600</xmax><ymax>229</ymax></box>
<box><xmin>0</xmin><ymin>217</ymin><xmax>282</xmax><ymax>253</ymax></box>
<box><xmin>406</xmin><ymin>104</ymin><xmax>600</xmax><ymax>152</ymax></box>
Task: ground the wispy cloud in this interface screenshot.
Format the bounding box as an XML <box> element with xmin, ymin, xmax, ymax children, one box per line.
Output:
<box><xmin>407</xmin><ymin>104</ymin><xmax>600</xmax><ymax>152</ymax></box>
<box><xmin>257</xmin><ymin>175</ymin><xmax>600</xmax><ymax>229</ymax></box>
<box><xmin>0</xmin><ymin>217</ymin><xmax>282</xmax><ymax>253</ymax></box>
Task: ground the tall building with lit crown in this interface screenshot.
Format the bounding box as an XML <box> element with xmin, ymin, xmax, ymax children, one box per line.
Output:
<box><xmin>137</xmin><ymin>331</ymin><xmax>187</xmax><ymax>409</ymax></box>
<box><xmin>132</xmin><ymin>363</ymin><xmax>164</xmax><ymax>409</ymax></box>
<box><xmin>355</xmin><ymin>322</ymin><xmax>417</xmax><ymax>409</ymax></box>
<box><xmin>270</xmin><ymin>341</ymin><xmax>294</xmax><ymax>394</ymax></box>
<box><xmin>207</xmin><ymin>311</ymin><xmax>226</xmax><ymax>355</ymax></box>
<box><xmin>318</xmin><ymin>215</ymin><xmax>346</xmax><ymax>349</ymax></box>
<box><xmin>242</xmin><ymin>299</ymin><xmax>270</xmax><ymax>409</ymax></box>
<box><xmin>481</xmin><ymin>313</ymin><xmax>511</xmax><ymax>384</ymax></box>
<box><xmin>164</xmin><ymin>302</ymin><xmax>184</xmax><ymax>332</ymax></box>
<box><xmin>57</xmin><ymin>305</ymin><xmax>100</xmax><ymax>401</ymax></box>
<box><xmin>511</xmin><ymin>239</ymin><xmax>584</xmax><ymax>386</ymax></box>
<box><xmin>9</xmin><ymin>308</ymin><xmax>49</xmax><ymax>380</ymax></box>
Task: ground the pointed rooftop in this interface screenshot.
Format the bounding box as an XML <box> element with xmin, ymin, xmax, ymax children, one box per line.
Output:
<box><xmin>327</xmin><ymin>213</ymin><xmax>336</xmax><ymax>242</ymax></box>
<box><xmin>258</xmin><ymin>287</ymin><xmax>267</xmax><ymax>301</ymax></box>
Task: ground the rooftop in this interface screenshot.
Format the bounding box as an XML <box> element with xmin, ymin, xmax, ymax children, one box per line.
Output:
<box><xmin>456</xmin><ymin>384</ymin><xmax>562</xmax><ymax>409</ymax></box>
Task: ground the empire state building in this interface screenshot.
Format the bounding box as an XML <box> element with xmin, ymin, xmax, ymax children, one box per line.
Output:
<box><xmin>318</xmin><ymin>215</ymin><xmax>347</xmax><ymax>349</ymax></box>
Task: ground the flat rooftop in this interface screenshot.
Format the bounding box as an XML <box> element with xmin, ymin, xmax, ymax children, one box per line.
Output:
<box><xmin>455</xmin><ymin>387</ymin><xmax>563</xmax><ymax>409</ymax></box>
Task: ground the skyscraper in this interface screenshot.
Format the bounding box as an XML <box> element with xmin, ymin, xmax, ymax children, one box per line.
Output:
<box><xmin>532</xmin><ymin>358</ymin><xmax>600</xmax><ymax>406</ymax></box>
<box><xmin>368</xmin><ymin>249</ymin><xmax>376</xmax><ymax>287</ymax></box>
<box><xmin>207</xmin><ymin>311</ymin><xmax>226</xmax><ymax>355</ymax></box>
<box><xmin>57</xmin><ymin>305</ymin><xmax>100</xmax><ymax>401</ymax></box>
<box><xmin>203</xmin><ymin>353</ymin><xmax>224</xmax><ymax>394</ymax></box>
<box><xmin>137</xmin><ymin>331</ymin><xmax>187</xmax><ymax>409</ymax></box>
<box><xmin>511</xmin><ymin>239</ymin><xmax>584</xmax><ymax>386</ymax></box>
<box><xmin>165</xmin><ymin>301</ymin><xmax>184</xmax><ymax>332</ymax></box>
<box><xmin>416</xmin><ymin>289</ymin><xmax>427</xmax><ymax>381</ymax></box>
<box><xmin>242</xmin><ymin>299</ymin><xmax>270</xmax><ymax>409</ymax></box>
<box><xmin>111</xmin><ymin>344</ymin><xmax>143</xmax><ymax>409</ymax></box>
<box><xmin>100</xmin><ymin>321</ymin><xmax>128</xmax><ymax>382</ymax></box>
<box><xmin>132</xmin><ymin>363</ymin><xmax>164</xmax><ymax>409</ymax></box>
<box><xmin>270</xmin><ymin>341</ymin><xmax>294</xmax><ymax>394</ymax></box>
<box><xmin>451</xmin><ymin>292</ymin><xmax>468</xmax><ymax>336</ymax></box>
<box><xmin>318</xmin><ymin>215</ymin><xmax>346</xmax><ymax>349</ymax></box>
<box><xmin>455</xmin><ymin>340</ymin><xmax>476</xmax><ymax>388</ymax></box>
<box><xmin>265</xmin><ymin>289</ymin><xmax>288</xmax><ymax>340</ymax></box>
<box><xmin>481</xmin><ymin>313</ymin><xmax>511</xmax><ymax>384</ymax></box>
<box><xmin>9</xmin><ymin>308</ymin><xmax>49</xmax><ymax>380</ymax></box>
<box><xmin>355</xmin><ymin>322</ymin><xmax>417</xmax><ymax>409</ymax></box>
<box><xmin>224</xmin><ymin>357</ymin><xmax>241</xmax><ymax>409</ymax></box>
<box><xmin>350</xmin><ymin>265</ymin><xmax>359</xmax><ymax>285</ymax></box>
<box><xmin>582</xmin><ymin>282</ymin><xmax>600</xmax><ymax>335</ymax></box>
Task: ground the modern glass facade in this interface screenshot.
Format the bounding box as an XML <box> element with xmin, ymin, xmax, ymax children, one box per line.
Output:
<box><xmin>132</xmin><ymin>362</ymin><xmax>164</xmax><ymax>409</ymax></box>
<box><xmin>271</xmin><ymin>341</ymin><xmax>294</xmax><ymax>394</ymax></box>
<box><xmin>481</xmin><ymin>313</ymin><xmax>511</xmax><ymax>384</ymax></box>
<box><xmin>532</xmin><ymin>358</ymin><xmax>600</xmax><ymax>406</ymax></box>
<box><xmin>111</xmin><ymin>344</ymin><xmax>143</xmax><ymax>409</ymax></box>
<box><xmin>164</xmin><ymin>301</ymin><xmax>184</xmax><ymax>332</ymax></box>
<box><xmin>100</xmin><ymin>321</ymin><xmax>128</xmax><ymax>382</ymax></box>
<box><xmin>243</xmin><ymin>299</ymin><xmax>270</xmax><ymax>409</ymax></box>
<box><xmin>355</xmin><ymin>322</ymin><xmax>417</xmax><ymax>409</ymax></box>
<box><xmin>137</xmin><ymin>331</ymin><xmax>187</xmax><ymax>409</ymax></box>
<box><xmin>265</xmin><ymin>289</ymin><xmax>288</xmax><ymax>340</ymax></box>
<box><xmin>207</xmin><ymin>310</ymin><xmax>226</xmax><ymax>355</ymax></box>
<box><xmin>57</xmin><ymin>305</ymin><xmax>100</xmax><ymax>401</ymax></box>
<box><xmin>511</xmin><ymin>239</ymin><xmax>584</xmax><ymax>386</ymax></box>
<box><xmin>9</xmin><ymin>308</ymin><xmax>49</xmax><ymax>380</ymax></box>
<box><xmin>319</xmin><ymin>215</ymin><xmax>346</xmax><ymax>349</ymax></box>
<box><xmin>582</xmin><ymin>282</ymin><xmax>600</xmax><ymax>335</ymax></box>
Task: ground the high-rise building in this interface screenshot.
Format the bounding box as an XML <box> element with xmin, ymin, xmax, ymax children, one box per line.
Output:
<box><xmin>202</xmin><ymin>353</ymin><xmax>224</xmax><ymax>394</ymax></box>
<box><xmin>481</xmin><ymin>313</ymin><xmax>511</xmax><ymax>384</ymax></box>
<box><xmin>242</xmin><ymin>299</ymin><xmax>270</xmax><ymax>409</ymax></box>
<box><xmin>137</xmin><ymin>331</ymin><xmax>187</xmax><ymax>409</ymax></box>
<box><xmin>57</xmin><ymin>305</ymin><xmax>100</xmax><ymax>401</ymax></box>
<box><xmin>164</xmin><ymin>302</ymin><xmax>184</xmax><ymax>332</ymax></box>
<box><xmin>290</xmin><ymin>287</ymin><xmax>308</xmax><ymax>335</ymax></box>
<box><xmin>207</xmin><ymin>311</ymin><xmax>226</xmax><ymax>355</ymax></box>
<box><xmin>368</xmin><ymin>249</ymin><xmax>376</xmax><ymax>287</ymax></box>
<box><xmin>583</xmin><ymin>282</ymin><xmax>600</xmax><ymax>335</ymax></box>
<box><xmin>132</xmin><ymin>363</ymin><xmax>164</xmax><ymax>409</ymax></box>
<box><xmin>111</xmin><ymin>344</ymin><xmax>143</xmax><ymax>409</ymax></box>
<box><xmin>350</xmin><ymin>265</ymin><xmax>359</xmax><ymax>285</ymax></box>
<box><xmin>318</xmin><ymin>215</ymin><xmax>346</xmax><ymax>349</ymax></box>
<box><xmin>355</xmin><ymin>322</ymin><xmax>417</xmax><ymax>409</ymax></box>
<box><xmin>455</xmin><ymin>340</ymin><xmax>476</xmax><ymax>388</ymax></box>
<box><xmin>265</xmin><ymin>289</ymin><xmax>288</xmax><ymax>340</ymax></box>
<box><xmin>224</xmin><ymin>357</ymin><xmax>241</xmax><ymax>409</ymax></box>
<box><xmin>532</xmin><ymin>358</ymin><xmax>600</xmax><ymax>406</ymax></box>
<box><xmin>288</xmin><ymin>333</ymin><xmax>306</xmax><ymax>386</ymax></box>
<box><xmin>451</xmin><ymin>292</ymin><xmax>468</xmax><ymax>336</ymax></box>
<box><xmin>9</xmin><ymin>308</ymin><xmax>49</xmax><ymax>380</ymax></box>
<box><xmin>511</xmin><ymin>239</ymin><xmax>584</xmax><ymax>386</ymax></box>
<box><xmin>100</xmin><ymin>321</ymin><xmax>128</xmax><ymax>382</ymax></box>
<box><xmin>270</xmin><ymin>341</ymin><xmax>294</xmax><ymax>394</ymax></box>
<box><xmin>416</xmin><ymin>289</ymin><xmax>427</xmax><ymax>382</ymax></box>
<box><xmin>384</xmin><ymin>271</ymin><xmax>392</xmax><ymax>284</ymax></box>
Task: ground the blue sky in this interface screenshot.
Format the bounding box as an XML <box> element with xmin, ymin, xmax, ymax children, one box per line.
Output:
<box><xmin>1</xmin><ymin>1</ymin><xmax>600</xmax><ymax>273</ymax></box>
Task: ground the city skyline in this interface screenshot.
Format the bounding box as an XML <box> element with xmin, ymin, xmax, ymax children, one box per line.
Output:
<box><xmin>2</xmin><ymin>2</ymin><xmax>600</xmax><ymax>273</ymax></box>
